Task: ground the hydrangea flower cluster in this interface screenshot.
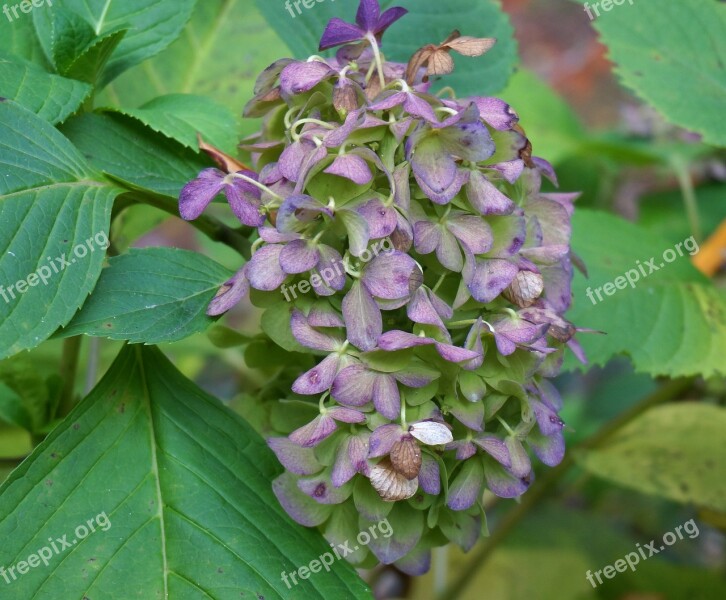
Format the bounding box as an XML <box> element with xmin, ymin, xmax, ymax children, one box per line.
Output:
<box><xmin>180</xmin><ymin>0</ymin><xmax>585</xmax><ymax>574</ymax></box>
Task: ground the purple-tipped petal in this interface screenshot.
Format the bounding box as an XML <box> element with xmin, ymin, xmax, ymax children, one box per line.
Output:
<box><xmin>207</xmin><ymin>266</ymin><xmax>249</xmax><ymax>316</ymax></box>
<box><xmin>279</xmin><ymin>239</ymin><xmax>321</xmax><ymax>274</ymax></box>
<box><xmin>356</xmin><ymin>0</ymin><xmax>381</xmax><ymax>31</ymax></box>
<box><xmin>319</xmin><ymin>18</ymin><xmax>366</xmax><ymax>51</ymax></box>
<box><xmin>409</xmin><ymin>135</ymin><xmax>457</xmax><ymax>194</ymax></box>
<box><xmin>413</xmin><ymin>220</ymin><xmax>442</xmax><ymax>255</ymax></box>
<box><xmin>277</xmin><ymin>194</ymin><xmax>332</xmax><ymax>232</ymax></box>
<box><xmin>528</xmin><ymin>429</ymin><xmax>565</xmax><ymax>467</ymax></box>
<box><xmin>375</xmin><ymin>6</ymin><xmax>408</xmax><ymax>35</ymax></box>
<box><xmin>474</xmin><ymin>434</ymin><xmax>511</xmax><ymax>468</ymax></box>
<box><xmin>291</xmin><ymin>308</ymin><xmax>341</xmax><ymax>352</ymax></box>
<box><xmin>440</xmin><ymin>107</ymin><xmax>495</xmax><ymax>162</ymax></box>
<box><xmin>449</xmin><ymin>401</ymin><xmax>485</xmax><ymax>431</ymax></box>
<box><xmin>362</xmin><ymin>251</ymin><xmax>421</xmax><ymax>300</ymax></box>
<box><xmin>179</xmin><ymin>168</ymin><xmax>225</xmax><ymax>220</ymax></box>
<box><xmin>298</xmin><ymin>474</ymin><xmax>351</xmax><ymax>504</ymax></box>
<box><xmin>468</xmin><ymin>259</ymin><xmax>519</xmax><ymax>303</ymax></box>
<box><xmin>307</xmin><ymin>304</ymin><xmax>345</xmax><ymax>328</ymax></box>
<box><xmin>530</xmin><ymin>399</ymin><xmax>565</xmax><ymax>436</ymax></box>
<box><xmin>280</xmin><ymin>60</ymin><xmax>334</xmax><ymax>96</ymax></box>
<box><xmin>273</xmin><ymin>473</ymin><xmax>332</xmax><ymax>526</ymax></box>
<box><xmin>484</xmin><ymin>460</ymin><xmax>530</xmax><ymax>498</ymax></box>
<box><xmin>268</xmin><ymin>437</ymin><xmax>323</xmax><ymax>475</ymax></box>
<box><xmin>312</xmin><ymin>246</ymin><xmax>347</xmax><ymax>295</ymax></box>
<box><xmin>407</xmin><ymin>287</ymin><xmax>448</xmax><ymax>333</ymax></box>
<box><xmin>448</xmin><ymin>214</ymin><xmax>494</xmax><ymax>254</ymax></box>
<box><xmin>372</xmin><ymin>373</ymin><xmax>400</xmax><ymax>420</ymax></box>
<box><xmin>447</xmin><ymin>459</ymin><xmax>484</xmax><ymax>510</ymax></box>
<box><xmin>378</xmin><ymin>330</ymin><xmax>433</xmax><ymax>351</ymax></box>
<box><xmin>506</xmin><ymin>437</ymin><xmax>532</xmax><ymax>478</ymax></box>
<box><xmin>328</xmin><ymin>406</ymin><xmax>367</xmax><ymax>424</ymax></box>
<box><xmin>469</xmin><ymin>97</ymin><xmax>519</xmax><ymax>131</ymax></box>
<box><xmin>394</xmin><ymin>547</ymin><xmax>431</xmax><ymax>577</ymax></box>
<box><xmin>247</xmin><ymin>244</ymin><xmax>287</xmax><ymax>291</ymax></box>
<box><xmin>292</xmin><ymin>353</ymin><xmax>340</xmax><ymax>395</ymax></box>
<box><xmin>466</xmin><ymin>170</ymin><xmax>516</xmax><ymax>216</ymax></box>
<box><xmin>324</xmin><ymin>154</ymin><xmax>373</xmax><ymax>184</ymax></box>
<box><xmin>433</xmin><ymin>342</ymin><xmax>481</xmax><ymax>363</ymax></box>
<box><xmin>368</xmin><ymin>424</ymin><xmax>404</xmax><ymax>458</ymax></box>
<box><xmin>343</xmin><ymin>281</ymin><xmax>382</xmax><ymax>351</ymax></box>
<box><xmin>289</xmin><ymin>414</ymin><xmax>337</xmax><ymax>447</ymax></box>
<box><xmin>332</xmin><ymin>364</ymin><xmax>376</xmax><ymax>407</ymax></box>
<box><xmin>357</xmin><ymin>199</ymin><xmax>397</xmax><ymax>239</ymax></box>
<box><xmin>418</xmin><ymin>453</ymin><xmax>441</xmax><ymax>494</ymax></box>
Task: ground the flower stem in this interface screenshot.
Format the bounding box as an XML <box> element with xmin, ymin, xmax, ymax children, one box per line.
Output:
<box><xmin>367</xmin><ymin>34</ymin><xmax>386</xmax><ymax>87</ymax></box>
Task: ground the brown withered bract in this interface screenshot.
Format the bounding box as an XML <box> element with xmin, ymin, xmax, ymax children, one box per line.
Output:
<box><xmin>390</xmin><ymin>436</ymin><xmax>422</xmax><ymax>480</ymax></box>
<box><xmin>504</xmin><ymin>270</ymin><xmax>544</xmax><ymax>308</ymax></box>
<box><xmin>197</xmin><ymin>134</ymin><xmax>251</xmax><ymax>173</ymax></box>
<box><xmin>369</xmin><ymin>458</ymin><xmax>419</xmax><ymax>502</ymax></box>
<box><xmin>405</xmin><ymin>29</ymin><xmax>496</xmax><ymax>83</ymax></box>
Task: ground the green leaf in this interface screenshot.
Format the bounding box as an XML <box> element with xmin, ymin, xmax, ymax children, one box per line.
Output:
<box><xmin>0</xmin><ymin>55</ymin><xmax>91</xmax><ymax>124</ymax></box>
<box><xmin>576</xmin><ymin>403</ymin><xmax>726</xmax><ymax>512</ymax></box>
<box><xmin>0</xmin><ymin>101</ymin><xmax>121</xmax><ymax>360</ymax></box>
<box><xmin>261</xmin><ymin>302</ymin><xmax>307</xmax><ymax>353</ymax></box>
<box><xmin>565</xmin><ymin>209</ymin><xmax>726</xmax><ymax>378</ymax></box>
<box><xmin>0</xmin><ymin>382</ymin><xmax>33</xmax><ymax>431</ymax></box>
<box><xmin>60</xmin><ymin>112</ymin><xmax>209</xmax><ymax>197</ymax></box>
<box><xmin>587</xmin><ymin>0</ymin><xmax>726</xmax><ymax>147</ymax></box>
<box><xmin>32</xmin><ymin>0</ymin><xmax>197</xmax><ymax>86</ymax></box>
<box><xmin>98</xmin><ymin>0</ymin><xmax>289</xmax><ymax>136</ymax></box>
<box><xmin>0</xmin><ymin>345</ymin><xmax>372</xmax><ymax>599</ymax></box>
<box><xmin>59</xmin><ymin>248</ymin><xmax>232</xmax><ymax>344</ymax></box>
<box><xmin>499</xmin><ymin>69</ymin><xmax>585</xmax><ymax>164</ymax></box>
<box><xmin>101</xmin><ymin>93</ymin><xmax>239</xmax><ymax>152</ymax></box>
<box><xmin>0</xmin><ymin>8</ymin><xmax>47</xmax><ymax>64</ymax></box>
<box><xmin>253</xmin><ymin>0</ymin><xmax>517</xmax><ymax>97</ymax></box>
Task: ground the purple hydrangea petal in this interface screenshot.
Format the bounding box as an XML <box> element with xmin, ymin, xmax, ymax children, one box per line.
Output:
<box><xmin>378</xmin><ymin>330</ymin><xmax>433</xmax><ymax>351</ymax></box>
<box><xmin>433</xmin><ymin>342</ymin><xmax>481</xmax><ymax>363</ymax></box>
<box><xmin>414</xmin><ymin>167</ymin><xmax>469</xmax><ymax>205</ymax></box>
<box><xmin>394</xmin><ymin>364</ymin><xmax>440</xmax><ymax>388</ymax></box>
<box><xmin>179</xmin><ymin>168</ymin><xmax>225</xmax><ymax>220</ymax></box>
<box><xmin>394</xmin><ymin>547</ymin><xmax>431</xmax><ymax>577</ymax></box>
<box><xmin>328</xmin><ymin>406</ymin><xmax>367</xmax><ymax>424</ymax></box>
<box><xmin>207</xmin><ymin>266</ymin><xmax>249</xmax><ymax>316</ymax></box>
<box><xmin>291</xmin><ymin>308</ymin><xmax>341</xmax><ymax>352</ymax></box>
<box><xmin>298</xmin><ymin>474</ymin><xmax>351</xmax><ymax>504</ymax></box>
<box><xmin>449</xmin><ymin>401</ymin><xmax>485</xmax><ymax>432</ymax></box>
<box><xmin>474</xmin><ymin>434</ymin><xmax>512</xmax><ymax>468</ymax></box>
<box><xmin>403</xmin><ymin>92</ymin><xmax>439</xmax><ymax>123</ymax></box>
<box><xmin>413</xmin><ymin>220</ymin><xmax>442</xmax><ymax>255</ymax></box>
<box><xmin>357</xmin><ymin>199</ymin><xmax>397</xmax><ymax>239</ymax></box>
<box><xmin>337</xmin><ymin>208</ymin><xmax>371</xmax><ymax>257</ymax></box>
<box><xmin>332</xmin><ymin>436</ymin><xmax>358</xmax><ymax>487</ymax></box>
<box><xmin>418</xmin><ymin>453</ymin><xmax>441</xmax><ymax>494</ymax></box>
<box><xmin>440</xmin><ymin>107</ymin><xmax>496</xmax><ymax>162</ymax></box>
<box><xmin>343</xmin><ymin>281</ymin><xmax>382</xmax><ymax>351</ymax></box>
<box><xmin>319</xmin><ymin>18</ymin><xmax>366</xmax><ymax>51</ymax></box>
<box><xmin>506</xmin><ymin>437</ymin><xmax>532</xmax><ymax>478</ymax></box>
<box><xmin>468</xmin><ymin>258</ymin><xmax>519</xmax><ymax>303</ymax></box>
<box><xmin>311</xmin><ymin>246</ymin><xmax>347</xmax><ymax>295</ymax></box>
<box><xmin>289</xmin><ymin>414</ymin><xmax>337</xmax><ymax>447</ymax></box>
<box><xmin>484</xmin><ymin>460</ymin><xmax>530</xmax><ymax>498</ymax></box>
<box><xmin>375</xmin><ymin>6</ymin><xmax>408</xmax><ymax>35</ymax></box>
<box><xmin>409</xmin><ymin>135</ymin><xmax>458</xmax><ymax>195</ymax></box>
<box><xmin>488</xmin><ymin>159</ymin><xmax>525</xmax><ymax>184</ymax></box>
<box><xmin>448</xmin><ymin>214</ymin><xmax>493</xmax><ymax>254</ymax></box>
<box><xmin>528</xmin><ymin>428</ymin><xmax>565</xmax><ymax>467</ymax></box>
<box><xmin>368</xmin><ymin>424</ymin><xmax>404</xmax><ymax>457</ymax></box>
<box><xmin>258</xmin><ymin>226</ymin><xmax>300</xmax><ymax>243</ymax></box>
<box><xmin>447</xmin><ymin>439</ymin><xmax>478</xmax><ymax>460</ymax></box>
<box><xmin>247</xmin><ymin>244</ymin><xmax>287</xmax><ymax>291</ymax></box>
<box><xmin>530</xmin><ymin>399</ymin><xmax>565</xmax><ymax>436</ymax></box>
<box><xmin>372</xmin><ymin>373</ymin><xmax>400</xmax><ymax>420</ymax></box>
<box><xmin>280</xmin><ymin>60</ymin><xmax>334</xmax><ymax>96</ymax></box>
<box><xmin>332</xmin><ymin>364</ymin><xmax>376</xmax><ymax>406</ymax></box>
<box><xmin>307</xmin><ymin>303</ymin><xmax>345</xmax><ymax>328</ymax></box>
<box><xmin>324</xmin><ymin>154</ymin><xmax>373</xmax><ymax>185</ymax></box>
<box><xmin>462</xmin><ymin>318</ymin><xmax>485</xmax><ymax>371</ymax></box>
<box><xmin>436</xmin><ymin>228</ymin><xmax>463</xmax><ymax>272</ymax></box>
<box><xmin>292</xmin><ymin>353</ymin><xmax>341</xmax><ymax>395</ymax></box>
<box><xmin>469</xmin><ymin>97</ymin><xmax>519</xmax><ymax>131</ymax></box>
<box><xmin>272</xmin><ymin>473</ymin><xmax>332</xmax><ymax>526</ymax></box>
<box><xmin>447</xmin><ymin>459</ymin><xmax>484</xmax><ymax>511</ymax></box>
<box><xmin>362</xmin><ymin>251</ymin><xmax>421</xmax><ymax>300</ymax></box>
<box><xmin>268</xmin><ymin>437</ymin><xmax>323</xmax><ymax>475</ymax></box>
<box><xmin>407</xmin><ymin>287</ymin><xmax>448</xmax><ymax>334</ymax></box>
<box><xmin>356</xmin><ymin>0</ymin><xmax>381</xmax><ymax>31</ymax></box>
<box><xmin>279</xmin><ymin>239</ymin><xmax>321</xmax><ymax>274</ymax></box>
<box><xmin>466</xmin><ymin>170</ymin><xmax>515</xmax><ymax>216</ymax></box>
<box><xmin>277</xmin><ymin>194</ymin><xmax>332</xmax><ymax>232</ymax></box>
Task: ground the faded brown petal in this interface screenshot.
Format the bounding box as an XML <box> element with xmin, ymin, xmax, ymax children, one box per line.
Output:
<box><xmin>197</xmin><ymin>135</ymin><xmax>251</xmax><ymax>173</ymax></box>
<box><xmin>444</xmin><ymin>36</ymin><xmax>496</xmax><ymax>57</ymax></box>
<box><xmin>428</xmin><ymin>50</ymin><xmax>455</xmax><ymax>76</ymax></box>
<box><xmin>405</xmin><ymin>46</ymin><xmax>435</xmax><ymax>84</ymax></box>
<box><xmin>503</xmin><ymin>271</ymin><xmax>544</xmax><ymax>308</ymax></box>
<box><xmin>369</xmin><ymin>458</ymin><xmax>419</xmax><ymax>501</ymax></box>
<box><xmin>390</xmin><ymin>437</ymin><xmax>422</xmax><ymax>480</ymax></box>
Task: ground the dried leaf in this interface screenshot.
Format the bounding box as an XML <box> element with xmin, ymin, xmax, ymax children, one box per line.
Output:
<box><xmin>197</xmin><ymin>135</ymin><xmax>251</xmax><ymax>173</ymax></box>
<box><xmin>369</xmin><ymin>458</ymin><xmax>419</xmax><ymax>501</ymax></box>
<box><xmin>390</xmin><ymin>437</ymin><xmax>422</xmax><ymax>480</ymax></box>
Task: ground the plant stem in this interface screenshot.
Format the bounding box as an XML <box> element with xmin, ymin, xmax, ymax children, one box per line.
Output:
<box><xmin>120</xmin><ymin>191</ymin><xmax>253</xmax><ymax>259</ymax></box>
<box><xmin>58</xmin><ymin>336</ymin><xmax>83</xmax><ymax>418</ymax></box>
<box><xmin>437</xmin><ymin>376</ymin><xmax>695</xmax><ymax>600</ymax></box>
<box><xmin>672</xmin><ymin>157</ymin><xmax>703</xmax><ymax>243</ymax></box>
